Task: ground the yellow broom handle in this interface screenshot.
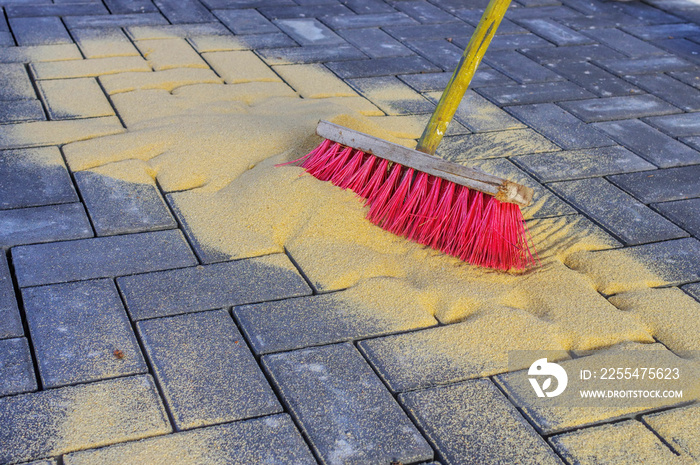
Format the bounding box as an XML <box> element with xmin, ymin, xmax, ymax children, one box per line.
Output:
<box><xmin>415</xmin><ymin>0</ymin><xmax>512</xmax><ymax>155</ymax></box>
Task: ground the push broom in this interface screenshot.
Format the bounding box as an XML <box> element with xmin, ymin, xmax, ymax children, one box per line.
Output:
<box><xmin>284</xmin><ymin>0</ymin><xmax>536</xmax><ymax>271</ymax></box>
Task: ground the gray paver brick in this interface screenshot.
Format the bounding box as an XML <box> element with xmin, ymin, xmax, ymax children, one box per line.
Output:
<box><xmin>596</xmin><ymin>56</ymin><xmax>695</xmax><ymax>76</ymax></box>
<box><xmin>623</xmin><ymin>23</ymin><xmax>700</xmax><ymax>40</ymax></box>
<box><xmin>624</xmin><ymin>73</ymin><xmax>700</xmax><ymax>112</ymax></box>
<box><xmin>64</xmin><ymin>414</ymin><xmax>316</xmax><ymax>465</ymax></box>
<box><xmin>22</xmin><ymin>279</ymin><xmax>147</xmax><ymax>388</ymax></box>
<box><xmin>653</xmin><ymin>198</ymin><xmax>700</xmax><ymax>238</ymax></box>
<box><xmin>0</xmin><ymin>63</ymin><xmax>38</xmax><ymax>100</ymax></box>
<box><xmin>593</xmin><ymin>119</ymin><xmax>700</xmax><ymax>168</ymax></box>
<box><xmin>0</xmin><ymin>253</ymin><xmax>23</xmax><ymax>340</ymax></box>
<box><xmin>521</xmin><ymin>44</ymin><xmax>625</xmax><ymax>64</ymax></box>
<box><xmin>260</xmin><ymin>4</ymin><xmax>352</xmax><ymax>20</ymax></box>
<box><xmin>9</xmin><ymin>16</ymin><xmax>72</xmax><ymax>46</ymax></box>
<box><xmin>0</xmin><ymin>338</ymin><xmax>36</xmax><ymax>397</ymax></box>
<box><xmin>0</xmin><ymin>147</ymin><xmax>78</xmax><ymax>210</ymax></box>
<box><xmin>518</xmin><ymin>18</ymin><xmax>594</xmax><ymax>45</ymax></box>
<box><xmin>404</xmin><ymin>38</ymin><xmax>463</xmax><ymax>70</ymax></box>
<box><xmin>506</xmin><ymin>103</ymin><xmax>613</xmax><ymax>149</ymax></box>
<box><xmin>645</xmin><ymin>111</ymin><xmax>700</xmax><ymax>137</ymax></box>
<box><xmin>348</xmin><ymin>75</ymin><xmax>434</xmax><ymax>115</ymax></box>
<box><xmin>0</xmin><ymin>32</ymin><xmax>13</xmax><ymax>47</ymax></box>
<box><xmin>513</xmin><ymin>146</ymin><xmax>656</xmax><ymax>183</ymax></box>
<box><xmin>75</xmin><ymin>170</ymin><xmax>176</xmax><ymax>236</ymax></box>
<box><xmin>126</xmin><ymin>22</ymin><xmax>231</xmax><ymax>40</ymax></box>
<box><xmin>327</xmin><ymin>55</ymin><xmax>440</xmax><ymax>79</ymax></box>
<box><xmin>257</xmin><ymin>43</ymin><xmax>365</xmax><ymax>65</ymax></box>
<box><xmin>189</xmin><ymin>32</ymin><xmax>295</xmax><ymax>52</ymax></box>
<box><xmin>263</xmin><ymin>343</ymin><xmax>433</xmax><ymax>465</ymax></box>
<box><xmin>611</xmin><ymin>1</ymin><xmax>683</xmax><ymax>24</ymax></box>
<box><xmin>117</xmin><ymin>254</ymin><xmax>311</xmax><ymax>320</ymax></box>
<box><xmin>456</xmin><ymin>10</ymin><xmax>527</xmax><ymax>34</ymax></box>
<box><xmin>559</xmin><ymin>94</ymin><xmax>681</xmax><ymax>123</ymax></box>
<box><xmin>394</xmin><ymin>0</ymin><xmax>459</xmax><ymax>24</ymax></box>
<box><xmin>201</xmin><ymin>0</ymin><xmax>294</xmax><ymax>7</ymax></box>
<box><xmin>504</xmin><ymin>5</ymin><xmax>581</xmax><ymax>20</ymax></box>
<box><xmin>643</xmin><ymin>404</ymin><xmax>700</xmax><ymax>460</ymax></box>
<box><xmin>12</xmin><ymin>229</ymin><xmax>197</xmax><ymax>287</ymax></box>
<box><xmin>383</xmin><ymin>21</ymin><xmax>474</xmax><ymax>41</ymax></box>
<box><xmin>432</xmin><ymin>90</ymin><xmax>525</xmax><ymax>132</ymax></box>
<box><xmin>274</xmin><ymin>18</ymin><xmax>345</xmax><ymax>46</ymax></box>
<box><xmin>103</xmin><ymin>0</ymin><xmax>160</xmax><ymax>14</ymax></box>
<box><xmin>400</xmin><ymin>380</ymin><xmax>563</xmax><ymax>465</ymax></box>
<box><xmin>582</xmin><ymin>27</ymin><xmax>668</xmax><ymax>58</ymax></box>
<box><xmin>0</xmin><ymin>375</ymin><xmax>171</xmax><ymax>464</ymax></box>
<box><xmin>484</xmin><ymin>50</ymin><xmax>566</xmax><ymax>84</ymax></box>
<box><xmin>437</xmin><ymin>129</ymin><xmax>559</xmax><ymax>162</ymax></box>
<box><xmin>459</xmin><ymin>33</ymin><xmax>552</xmax><ymax>53</ymax></box>
<box><xmin>0</xmin><ymin>203</ymin><xmax>93</xmax><ymax>248</ymax></box>
<box><xmin>399</xmin><ymin>67</ymin><xmax>514</xmax><ymax>91</ymax></box>
<box><xmin>337</xmin><ymin>27</ymin><xmax>413</xmax><ymax>58</ymax></box>
<box><xmin>545</xmin><ymin>60</ymin><xmax>642</xmax><ymax>98</ymax></box>
<box><xmin>137</xmin><ymin>310</ymin><xmax>281</xmax><ymax>430</ymax></box>
<box><xmin>341</xmin><ymin>0</ymin><xmax>396</xmax><ymax>14</ymax></box>
<box><xmin>0</xmin><ymin>99</ymin><xmax>44</xmax><ymax>123</ymax></box>
<box><xmin>608</xmin><ymin>165</ymin><xmax>700</xmax><ymax>203</ymax></box>
<box><xmin>477</xmin><ymin>81</ymin><xmax>595</xmax><ymax>105</ymax></box>
<box><xmin>153</xmin><ymin>0</ymin><xmax>215</xmax><ymax>23</ymax></box>
<box><xmin>0</xmin><ymin>44</ymin><xmax>82</xmax><ymax>64</ymax></box>
<box><xmin>321</xmin><ymin>12</ymin><xmax>417</xmax><ymax>29</ymax></box>
<box><xmin>6</xmin><ymin>3</ymin><xmax>109</xmax><ymax>18</ymax></box>
<box><xmin>63</xmin><ymin>13</ymin><xmax>168</xmax><ymax>29</ymax></box>
<box><xmin>234</xmin><ymin>291</ymin><xmax>437</xmax><ymax>354</ymax></box>
<box><xmin>654</xmin><ymin>38</ymin><xmax>700</xmax><ymax>66</ymax></box>
<box><xmin>549</xmin><ymin>177</ymin><xmax>688</xmax><ymax>245</ymax></box>
<box><xmin>213</xmin><ymin>8</ymin><xmax>278</xmax><ymax>34</ymax></box>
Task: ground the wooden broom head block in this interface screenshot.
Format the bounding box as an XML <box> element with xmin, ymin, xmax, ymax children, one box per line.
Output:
<box><xmin>316</xmin><ymin>120</ymin><xmax>533</xmax><ymax>207</ymax></box>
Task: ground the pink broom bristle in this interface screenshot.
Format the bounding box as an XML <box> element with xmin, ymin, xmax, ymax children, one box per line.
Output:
<box><xmin>285</xmin><ymin>140</ymin><xmax>537</xmax><ymax>271</ymax></box>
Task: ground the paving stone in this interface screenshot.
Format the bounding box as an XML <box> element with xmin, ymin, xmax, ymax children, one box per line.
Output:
<box><xmin>0</xmin><ymin>44</ymin><xmax>82</xmax><ymax>63</ymax></box>
<box><xmin>400</xmin><ymin>380</ymin><xmax>563</xmax><ymax>465</ymax></box>
<box><xmin>273</xmin><ymin>63</ymin><xmax>355</xmax><ymax>98</ymax></box>
<box><xmin>681</xmin><ymin>135</ymin><xmax>700</xmax><ymax>150</ymax></box>
<box><xmin>504</xmin><ymin>5</ymin><xmax>581</xmax><ymax>20</ymax></box>
<box><xmin>437</xmin><ymin>129</ymin><xmax>559</xmax><ymax>162</ymax></box>
<box><xmin>550</xmin><ymin>420</ymin><xmax>681</xmax><ymax>464</ymax></box>
<box><xmin>517</xmin><ymin>18</ymin><xmax>594</xmax><ymax>45</ymax></box>
<box><xmin>63</xmin><ymin>13</ymin><xmax>168</xmax><ymax>29</ymax></box>
<box><xmin>22</xmin><ymin>279</ymin><xmax>147</xmax><ymax>388</ymax></box>
<box><xmin>393</xmin><ymin>0</ymin><xmax>459</xmax><ymax>23</ymax></box>
<box><xmin>596</xmin><ymin>56</ymin><xmax>695</xmax><ymax>76</ymax></box>
<box><xmin>337</xmin><ymin>27</ymin><xmax>413</xmax><ymax>58</ymax></box>
<box><xmin>189</xmin><ymin>33</ymin><xmax>296</xmax><ymax>52</ymax></box>
<box><xmin>203</xmin><ymin>50</ymin><xmax>281</xmax><ymax>83</ymax></box>
<box><xmin>0</xmin><ymin>117</ymin><xmax>124</xmax><ymax>150</ymax></box>
<box><xmin>0</xmin><ymin>31</ymin><xmax>13</xmax><ymax>46</ymax></box>
<box><xmin>0</xmin><ymin>338</ymin><xmax>36</xmax><ymax>397</ymax></box>
<box><xmin>608</xmin><ymin>165</ymin><xmax>700</xmax><ymax>203</ymax></box>
<box><xmin>103</xmin><ymin>0</ymin><xmax>160</xmax><ymax>14</ymax></box>
<box><xmin>348</xmin><ymin>75</ymin><xmax>434</xmax><ymax>115</ymax></box>
<box><xmin>653</xmin><ymin>38</ymin><xmax>700</xmax><ymax>66</ymax></box>
<box><xmin>593</xmin><ymin>119</ymin><xmax>700</xmax><ymax>168</ymax></box>
<box><xmin>404</xmin><ymin>38</ymin><xmax>463</xmax><ymax>70</ymax></box>
<box><xmin>484</xmin><ymin>50</ymin><xmax>565</xmax><ymax>84</ymax></box>
<box><xmin>259</xmin><ymin>4</ymin><xmax>352</xmax><ymax>20</ymax></box>
<box><xmin>426</xmin><ymin>90</ymin><xmax>525</xmax><ymax>132</ymax></box>
<box><xmin>478</xmin><ymin>81</ymin><xmax>594</xmax><ymax>106</ymax></box>
<box><xmin>582</xmin><ymin>27</ymin><xmax>668</xmax><ymax>58</ymax></box>
<box><xmin>644</xmin><ymin>404</ymin><xmax>700</xmax><ymax>461</ymax></box>
<box><xmin>37</xmin><ymin>78</ymin><xmax>114</xmax><ymax>120</ymax></box>
<box><xmin>64</xmin><ymin>414</ymin><xmax>316</xmax><ymax>465</ymax></box>
<box><xmin>0</xmin><ymin>63</ymin><xmax>38</xmax><ymax>100</ymax></box>
<box><xmin>653</xmin><ymin>198</ymin><xmax>700</xmax><ymax>237</ymax></box>
<box><xmin>135</xmin><ymin>38</ymin><xmax>209</xmax><ymax>70</ymax></box>
<box><xmin>126</xmin><ymin>23</ymin><xmax>231</xmax><ymax>40</ymax></box>
<box><xmin>0</xmin><ymin>375</ymin><xmax>171</xmax><ymax>464</ymax></box>
<box><xmin>645</xmin><ymin>112</ymin><xmax>700</xmax><ymax>137</ymax></box>
<box><xmin>262</xmin><ymin>343</ymin><xmax>433</xmax><ymax>465</ymax></box>
<box><xmin>623</xmin><ymin>23</ymin><xmax>700</xmax><ymax>40</ymax></box>
<box><xmin>235</xmin><ymin>290</ymin><xmax>437</xmax><ymax>354</ymax></box>
<box><xmin>31</xmin><ymin>56</ymin><xmax>150</xmax><ymax>79</ymax></box>
<box><xmin>0</xmin><ymin>203</ymin><xmax>93</xmax><ymax>248</ymax></box>
<box><xmin>505</xmin><ymin>103</ymin><xmax>613</xmax><ymax>149</ymax></box>
<box><xmin>455</xmin><ymin>10</ymin><xmax>528</xmax><ymax>34</ymax></box>
<box><xmin>556</xmin><ymin>12</ymin><xmax>646</xmax><ymax>31</ymax></box>
<box><xmin>138</xmin><ymin>311</ymin><xmax>280</xmax><ymax>430</ymax></box>
<box><xmin>257</xmin><ymin>43</ymin><xmax>365</xmax><ymax>64</ymax></box>
<box><xmin>683</xmin><ymin>282</ymin><xmax>700</xmax><ymax>301</ymax></box>
<box><xmin>12</xmin><ymin>229</ymin><xmax>197</xmax><ymax>287</ymax></box>
<box><xmin>0</xmin><ymin>99</ymin><xmax>45</xmax><ymax>123</ymax></box>
<box><xmin>521</xmin><ymin>44</ymin><xmax>625</xmax><ymax>64</ymax></box>
<box><xmin>513</xmin><ymin>146</ymin><xmax>655</xmax><ymax>182</ymax></box>
<box><xmin>545</xmin><ymin>60</ymin><xmax>643</xmax><ymax>98</ymax></box>
<box><xmin>341</xmin><ymin>0</ymin><xmax>396</xmax><ymax>14</ymax></box>
<box><xmin>153</xmin><ymin>0</ymin><xmax>215</xmax><ymax>23</ymax></box>
<box><xmin>213</xmin><ymin>8</ymin><xmax>278</xmax><ymax>34</ymax></box>
<box><xmin>328</xmin><ymin>55</ymin><xmax>440</xmax><ymax>78</ymax></box>
<box><xmin>608</xmin><ymin>0</ymin><xmax>683</xmax><ymax>24</ymax></box>
<box><xmin>383</xmin><ymin>21</ymin><xmax>474</xmax><ymax>41</ymax></box>
<box><xmin>9</xmin><ymin>16</ymin><xmax>72</xmax><ymax>45</ymax></box>
<box><xmin>201</xmin><ymin>0</ymin><xmax>294</xmax><ymax>7</ymax></box>
<box><xmin>6</xmin><ymin>3</ymin><xmax>108</xmax><ymax>17</ymax></box>
<box><xmin>559</xmin><ymin>95</ymin><xmax>681</xmax><ymax>123</ymax></box>
<box><xmin>118</xmin><ymin>254</ymin><xmax>310</xmax><ymax>320</ymax></box>
<box><xmin>549</xmin><ymin>177</ymin><xmax>687</xmax><ymax>245</ymax></box>
<box><xmin>72</xmin><ymin>28</ymin><xmax>140</xmax><ymax>58</ymax></box>
<box><xmin>399</xmin><ymin>67</ymin><xmax>515</xmax><ymax>91</ymax></box>
<box><xmin>0</xmin><ymin>254</ymin><xmax>23</xmax><ymax>340</ymax></box>
<box><xmin>274</xmin><ymin>18</ymin><xmax>345</xmax><ymax>46</ymax></box>
<box><xmin>100</xmin><ymin>68</ymin><xmax>222</xmax><ymax>94</ymax></box>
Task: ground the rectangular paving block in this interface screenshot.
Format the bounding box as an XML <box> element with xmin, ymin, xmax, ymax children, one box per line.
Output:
<box><xmin>0</xmin><ymin>375</ymin><xmax>171</xmax><ymax>464</ymax></box>
<box><xmin>436</xmin><ymin>129</ymin><xmax>559</xmax><ymax>162</ymax></box>
<box><xmin>259</xmin><ymin>4</ymin><xmax>352</xmax><ymax>20</ymax></box>
<box><xmin>582</xmin><ymin>27</ymin><xmax>668</xmax><ymax>58</ymax></box>
<box><xmin>0</xmin><ymin>203</ymin><xmax>93</xmax><ymax>248</ymax></box>
<box><xmin>262</xmin><ymin>343</ymin><xmax>433</xmax><ymax>465</ymax></box>
<box><xmin>137</xmin><ymin>310</ymin><xmax>281</xmax><ymax>430</ymax></box>
<box><xmin>0</xmin><ymin>44</ymin><xmax>82</xmax><ymax>64</ymax></box>
<box><xmin>654</xmin><ymin>38</ymin><xmax>700</xmax><ymax>66</ymax></box>
<box><xmin>341</xmin><ymin>0</ymin><xmax>396</xmax><ymax>14</ymax></box>
<box><xmin>135</xmin><ymin>38</ymin><xmax>209</xmax><ymax>71</ymax></box>
<box><xmin>274</xmin><ymin>18</ymin><xmax>345</xmax><ymax>46</ymax></box>
<box><xmin>100</xmin><ymin>68</ymin><xmax>222</xmax><ymax>94</ymax></box>
<box><xmin>623</xmin><ymin>23</ymin><xmax>700</xmax><ymax>40</ymax></box>
<box><xmin>0</xmin><ymin>117</ymin><xmax>125</xmax><ymax>150</ymax></box>
<box><xmin>484</xmin><ymin>50</ymin><xmax>565</xmax><ymax>84</ymax></box>
<box><xmin>337</xmin><ymin>27</ymin><xmax>413</xmax><ymax>58</ymax></box>
<box><xmin>593</xmin><ymin>119</ymin><xmax>700</xmax><ymax>168</ymax></box>
<box><xmin>653</xmin><ymin>198</ymin><xmax>700</xmax><ymax>238</ymax></box>
<box><xmin>596</xmin><ymin>56</ymin><xmax>695</xmax><ymax>76</ymax></box>
<box><xmin>203</xmin><ymin>50</ymin><xmax>281</xmax><ymax>83</ymax></box>
<box><xmin>126</xmin><ymin>23</ymin><xmax>231</xmax><ymax>40</ymax></box>
<box><xmin>399</xmin><ymin>67</ymin><xmax>515</xmax><ymax>92</ymax></box>
<box><xmin>383</xmin><ymin>21</ymin><xmax>474</xmax><ymax>41</ymax></box>
<box><xmin>273</xmin><ymin>63</ymin><xmax>356</xmax><ymax>98</ymax></box>
<box><xmin>645</xmin><ymin>112</ymin><xmax>700</xmax><ymax>137</ymax></box>
<box><xmin>258</xmin><ymin>44</ymin><xmax>365</xmax><ymax>65</ymax></box>
<box><xmin>104</xmin><ymin>0</ymin><xmax>160</xmax><ymax>14</ymax></box>
<box><xmin>320</xmin><ymin>12</ymin><xmax>416</xmax><ymax>29</ymax></box>
<box><xmin>517</xmin><ymin>18</ymin><xmax>594</xmax><ymax>45</ymax></box>
<box><xmin>643</xmin><ymin>404</ymin><xmax>700</xmax><ymax>461</ymax></box>
<box><xmin>404</xmin><ymin>38</ymin><xmax>463</xmax><ymax>71</ymax></box>
<box><xmin>75</xmin><ymin>164</ymin><xmax>176</xmax><ymax>236</ymax></box>
<box><xmin>64</xmin><ymin>415</ymin><xmax>316</xmax><ymax>465</ymax></box>
<box><xmin>153</xmin><ymin>0</ymin><xmax>215</xmax><ymax>23</ymax></box>
<box><xmin>189</xmin><ymin>33</ymin><xmax>296</xmax><ymax>53</ymax></box>
<box><xmin>327</xmin><ymin>55</ymin><xmax>440</xmax><ymax>79</ymax></box>
<box><xmin>560</xmin><ymin>94</ymin><xmax>681</xmax><ymax>123</ymax></box>
<box><xmin>9</xmin><ymin>16</ymin><xmax>72</xmax><ymax>46</ymax></box>
<box><xmin>426</xmin><ymin>90</ymin><xmax>525</xmax><ymax>132</ymax></box>
<box><xmin>6</xmin><ymin>3</ymin><xmax>108</xmax><ymax>18</ymax></box>
<box><xmin>0</xmin><ymin>99</ymin><xmax>45</xmax><ymax>124</ymax></box>
<box><xmin>546</xmin><ymin>60</ymin><xmax>642</xmax><ymax>98</ymax></box>
<box><xmin>505</xmin><ymin>103</ymin><xmax>613</xmax><ymax>150</ymax></box>
<box><xmin>624</xmin><ymin>73</ymin><xmax>700</xmax><ymax>112</ymax></box>
<box><xmin>0</xmin><ymin>253</ymin><xmax>24</xmax><ymax>340</ymax></box>
<box><xmin>31</xmin><ymin>56</ymin><xmax>151</xmax><ymax>79</ymax></box>
<box><xmin>37</xmin><ymin>78</ymin><xmax>114</xmax><ymax>120</ymax></box>
<box><xmin>394</xmin><ymin>0</ymin><xmax>460</xmax><ymax>24</ymax></box>
<box><xmin>348</xmin><ymin>75</ymin><xmax>434</xmax><ymax>115</ymax></box>
<box><xmin>0</xmin><ymin>63</ymin><xmax>37</xmax><ymax>100</ymax></box>
<box><xmin>521</xmin><ymin>44</ymin><xmax>625</xmax><ymax>65</ymax></box>
<box><xmin>22</xmin><ymin>279</ymin><xmax>147</xmax><ymax>388</ymax></box>
<box><xmin>12</xmin><ymin>229</ymin><xmax>197</xmax><ymax>287</ymax></box>
<box><xmin>477</xmin><ymin>81</ymin><xmax>594</xmax><ymax>106</ymax></box>
<box><xmin>72</xmin><ymin>28</ymin><xmax>141</xmax><ymax>59</ymax></box>
<box><xmin>608</xmin><ymin>164</ymin><xmax>700</xmax><ymax>204</ymax></box>
<box><xmin>234</xmin><ymin>289</ymin><xmax>437</xmax><ymax>354</ymax></box>
<box><xmin>213</xmin><ymin>8</ymin><xmax>278</xmax><ymax>34</ymax></box>
<box><xmin>400</xmin><ymin>380</ymin><xmax>563</xmax><ymax>465</ymax></box>
<box><xmin>63</xmin><ymin>13</ymin><xmax>168</xmax><ymax>29</ymax></box>
<box><xmin>118</xmin><ymin>254</ymin><xmax>310</xmax><ymax>320</ymax></box>
<box><xmin>549</xmin><ymin>177</ymin><xmax>687</xmax><ymax>245</ymax></box>
<box><xmin>0</xmin><ymin>338</ymin><xmax>36</xmax><ymax>397</ymax></box>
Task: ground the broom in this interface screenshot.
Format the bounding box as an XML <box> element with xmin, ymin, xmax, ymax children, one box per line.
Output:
<box><xmin>284</xmin><ymin>0</ymin><xmax>536</xmax><ymax>271</ymax></box>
